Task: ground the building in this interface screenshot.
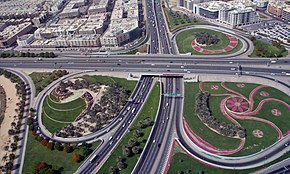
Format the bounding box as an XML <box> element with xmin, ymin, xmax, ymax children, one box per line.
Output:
<box><xmin>100</xmin><ymin>0</ymin><xmax>142</xmax><ymax>47</ymax></box>
<box><xmin>191</xmin><ymin>0</ymin><xmax>260</xmax><ymax>27</ymax></box>
<box><xmin>54</xmin><ymin>34</ymin><xmax>101</xmax><ymax>47</ymax></box>
<box><xmin>253</xmin><ymin>0</ymin><xmax>269</xmax><ymax>8</ymax></box>
<box><xmin>0</xmin><ymin>22</ymin><xmax>32</xmax><ymax>48</ymax></box>
<box><xmin>88</xmin><ymin>0</ymin><xmax>109</xmax><ymax>14</ymax></box>
<box><xmin>17</xmin><ymin>34</ymin><xmax>35</xmax><ymax>47</ymax></box>
<box><xmin>267</xmin><ymin>0</ymin><xmax>290</xmax><ymax>21</ymax></box>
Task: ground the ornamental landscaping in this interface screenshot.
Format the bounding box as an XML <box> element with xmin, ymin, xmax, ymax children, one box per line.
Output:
<box><xmin>184</xmin><ymin>81</ymin><xmax>290</xmax><ymax>157</ymax></box>
<box><xmin>176</xmin><ymin>28</ymin><xmax>243</xmax><ymax>55</ymax></box>
<box><xmin>40</xmin><ymin>75</ymin><xmax>135</xmax><ymax>137</ymax></box>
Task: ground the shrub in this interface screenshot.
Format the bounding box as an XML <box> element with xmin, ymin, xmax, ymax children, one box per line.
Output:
<box><xmin>41</xmin><ymin>139</ymin><xmax>49</xmax><ymax>146</ymax></box>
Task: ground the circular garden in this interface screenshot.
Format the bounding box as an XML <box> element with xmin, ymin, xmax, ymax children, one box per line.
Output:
<box><xmin>176</xmin><ymin>28</ymin><xmax>243</xmax><ymax>55</ymax></box>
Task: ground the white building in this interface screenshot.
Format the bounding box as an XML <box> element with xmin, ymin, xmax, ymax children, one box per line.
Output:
<box><xmin>100</xmin><ymin>0</ymin><xmax>141</xmax><ymax>47</ymax></box>
<box><xmin>191</xmin><ymin>0</ymin><xmax>260</xmax><ymax>27</ymax></box>
<box><xmin>253</xmin><ymin>0</ymin><xmax>269</xmax><ymax>8</ymax></box>
<box><xmin>17</xmin><ymin>34</ymin><xmax>35</xmax><ymax>46</ymax></box>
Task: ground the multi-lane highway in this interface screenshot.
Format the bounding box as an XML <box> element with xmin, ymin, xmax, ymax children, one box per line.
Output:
<box><xmin>133</xmin><ymin>75</ymin><xmax>183</xmax><ymax>173</ymax></box>
<box><xmin>0</xmin><ymin>58</ymin><xmax>289</xmax><ymax>78</ymax></box>
<box><xmin>76</xmin><ymin>76</ymin><xmax>155</xmax><ymax>174</ymax></box>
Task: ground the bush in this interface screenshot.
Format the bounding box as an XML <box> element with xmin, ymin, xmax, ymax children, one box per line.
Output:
<box><xmin>37</xmin><ymin>162</ymin><xmax>47</xmax><ymax>170</ymax></box>
<box><xmin>72</xmin><ymin>152</ymin><xmax>83</xmax><ymax>163</ymax></box>
<box><xmin>41</xmin><ymin>139</ymin><xmax>49</xmax><ymax>146</ymax></box>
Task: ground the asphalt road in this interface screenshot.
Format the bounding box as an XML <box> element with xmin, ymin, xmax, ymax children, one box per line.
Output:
<box><xmin>133</xmin><ymin>76</ymin><xmax>183</xmax><ymax>174</ymax></box>
<box><xmin>76</xmin><ymin>76</ymin><xmax>155</xmax><ymax>174</ymax></box>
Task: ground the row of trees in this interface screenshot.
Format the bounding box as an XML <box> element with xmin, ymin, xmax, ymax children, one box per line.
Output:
<box><xmin>109</xmin><ymin>129</ymin><xmax>144</xmax><ymax>174</ymax></box>
<box><xmin>32</xmin><ymin>162</ymin><xmax>61</xmax><ymax>174</ymax></box>
<box><xmin>0</xmin><ymin>69</ymin><xmax>30</xmax><ymax>173</ymax></box>
<box><xmin>195</xmin><ymin>92</ymin><xmax>246</xmax><ymax>138</ymax></box>
<box><xmin>0</xmin><ymin>51</ymin><xmax>56</xmax><ymax>58</ymax></box>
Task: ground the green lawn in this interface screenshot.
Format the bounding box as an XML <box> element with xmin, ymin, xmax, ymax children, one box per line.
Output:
<box><xmin>202</xmin><ymin>82</ymin><xmax>231</xmax><ymax>94</ymax></box>
<box><xmin>23</xmin><ymin>131</ymin><xmax>101</xmax><ymax>174</ymax></box>
<box><xmin>252</xmin><ymin>86</ymin><xmax>290</xmax><ymax>110</ymax></box>
<box><xmin>249</xmin><ymin>39</ymin><xmax>288</xmax><ymax>57</ymax></box>
<box><xmin>80</xmin><ymin>75</ymin><xmax>137</xmax><ymax>94</ymax></box>
<box><xmin>229</xmin><ymin>120</ymin><xmax>278</xmax><ymax>156</ymax></box>
<box><xmin>42</xmin><ymin>96</ymin><xmax>86</xmax><ymax>133</ymax></box>
<box><xmin>183</xmin><ymin>82</ymin><xmax>241</xmax><ymax>149</ymax></box>
<box><xmin>168</xmin><ymin>145</ymin><xmax>290</xmax><ymax>174</ymax></box>
<box><xmin>253</xmin><ymin>101</ymin><xmax>290</xmax><ymax>134</ymax></box>
<box><xmin>223</xmin><ymin>82</ymin><xmax>259</xmax><ymax>98</ymax></box>
<box><xmin>42</xmin><ymin>112</ymin><xmax>68</xmax><ymax>133</ymax></box>
<box><xmin>29</xmin><ymin>70</ymin><xmax>68</xmax><ymax>96</ymax></box>
<box><xmin>97</xmin><ymin>83</ymin><xmax>160</xmax><ymax>174</ymax></box>
<box><xmin>164</xmin><ymin>8</ymin><xmax>208</xmax><ymax>31</ymax></box>
<box><xmin>209</xmin><ymin>96</ymin><xmax>233</xmax><ymax>124</ymax></box>
<box><xmin>176</xmin><ymin>28</ymin><xmax>243</xmax><ymax>55</ymax></box>
<box><xmin>46</xmin><ymin>95</ymin><xmax>86</xmax><ymax>110</ymax></box>
<box><xmin>186</xmin><ymin>81</ymin><xmax>290</xmax><ymax>156</ymax></box>
<box><xmin>43</xmin><ymin>98</ymin><xmax>85</xmax><ymax>123</ymax></box>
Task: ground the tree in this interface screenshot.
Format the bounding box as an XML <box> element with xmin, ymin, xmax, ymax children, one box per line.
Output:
<box><xmin>10</xmin><ymin>143</ymin><xmax>18</xmax><ymax>151</ymax></box>
<box><xmin>132</xmin><ymin>146</ymin><xmax>140</xmax><ymax>154</ymax></box>
<box><xmin>9</xmin><ymin>154</ymin><xmax>15</xmax><ymax>160</ymax></box>
<box><xmin>128</xmin><ymin>138</ymin><xmax>137</xmax><ymax>147</ymax></box>
<box><xmin>116</xmin><ymin>156</ymin><xmax>124</xmax><ymax>163</ymax></box>
<box><xmin>46</xmin><ymin>142</ymin><xmax>54</xmax><ymax>150</ymax></box>
<box><xmin>122</xmin><ymin>146</ymin><xmax>132</xmax><ymax>157</ymax></box>
<box><xmin>54</xmin><ymin>142</ymin><xmax>63</xmax><ymax>151</ymax></box>
<box><xmin>117</xmin><ymin>161</ymin><xmax>127</xmax><ymax>170</ymax></box>
<box><xmin>109</xmin><ymin>166</ymin><xmax>119</xmax><ymax>174</ymax></box>
<box><xmin>5</xmin><ymin>161</ymin><xmax>13</xmax><ymax>171</ymax></box>
<box><xmin>63</xmin><ymin>144</ymin><xmax>73</xmax><ymax>153</ymax></box>
<box><xmin>37</xmin><ymin>162</ymin><xmax>47</xmax><ymax>170</ymax></box>
<box><xmin>41</xmin><ymin>139</ymin><xmax>49</xmax><ymax>146</ymax></box>
<box><xmin>72</xmin><ymin>152</ymin><xmax>83</xmax><ymax>163</ymax></box>
<box><xmin>133</xmin><ymin>130</ymin><xmax>142</xmax><ymax>137</ymax></box>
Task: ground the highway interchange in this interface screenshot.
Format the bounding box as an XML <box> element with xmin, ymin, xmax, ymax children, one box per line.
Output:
<box><xmin>1</xmin><ymin>0</ymin><xmax>290</xmax><ymax>172</ymax></box>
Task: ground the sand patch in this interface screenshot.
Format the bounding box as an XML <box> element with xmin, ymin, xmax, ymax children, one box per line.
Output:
<box><xmin>0</xmin><ymin>76</ymin><xmax>19</xmax><ymax>166</ymax></box>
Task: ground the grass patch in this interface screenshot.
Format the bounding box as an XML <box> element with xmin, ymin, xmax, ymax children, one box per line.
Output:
<box><xmin>42</xmin><ymin>94</ymin><xmax>86</xmax><ymax>133</ymax></box>
<box><xmin>249</xmin><ymin>38</ymin><xmax>288</xmax><ymax>57</ymax></box>
<box><xmin>80</xmin><ymin>75</ymin><xmax>137</xmax><ymax>94</ymax></box>
<box><xmin>98</xmin><ymin>83</ymin><xmax>160</xmax><ymax>174</ymax></box>
<box><xmin>23</xmin><ymin>131</ymin><xmax>101</xmax><ymax>174</ymax></box>
<box><xmin>223</xmin><ymin>82</ymin><xmax>259</xmax><ymax>98</ymax></box>
<box><xmin>168</xmin><ymin>150</ymin><xmax>290</xmax><ymax>174</ymax></box>
<box><xmin>184</xmin><ymin>82</ymin><xmax>241</xmax><ymax>149</ymax></box>
<box><xmin>202</xmin><ymin>82</ymin><xmax>231</xmax><ymax>94</ymax></box>
<box><xmin>43</xmin><ymin>98</ymin><xmax>85</xmax><ymax>122</ymax></box>
<box><xmin>164</xmin><ymin>8</ymin><xmax>208</xmax><ymax>31</ymax></box>
<box><xmin>46</xmin><ymin>95</ymin><xmax>86</xmax><ymax>110</ymax></box>
<box><xmin>253</xmin><ymin>101</ymin><xmax>290</xmax><ymax>134</ymax></box>
<box><xmin>230</xmin><ymin>120</ymin><xmax>278</xmax><ymax>156</ymax></box>
<box><xmin>252</xmin><ymin>86</ymin><xmax>290</xmax><ymax>110</ymax></box>
<box><xmin>176</xmin><ymin>28</ymin><xmax>243</xmax><ymax>55</ymax></box>
<box><xmin>29</xmin><ymin>70</ymin><xmax>68</xmax><ymax>96</ymax></box>
<box><xmin>42</xmin><ymin>112</ymin><xmax>68</xmax><ymax>133</ymax></box>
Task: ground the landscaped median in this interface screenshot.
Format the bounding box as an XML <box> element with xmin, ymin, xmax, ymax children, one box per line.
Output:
<box><xmin>97</xmin><ymin>82</ymin><xmax>160</xmax><ymax>174</ymax></box>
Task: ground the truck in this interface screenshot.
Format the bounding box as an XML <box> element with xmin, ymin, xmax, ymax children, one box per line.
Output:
<box><xmin>89</xmin><ymin>154</ymin><xmax>99</xmax><ymax>163</ymax></box>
